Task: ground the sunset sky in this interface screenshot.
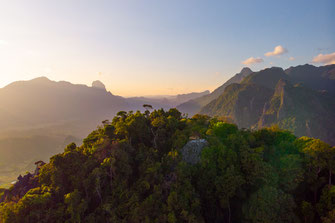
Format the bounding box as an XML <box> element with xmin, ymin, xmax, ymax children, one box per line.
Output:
<box><xmin>0</xmin><ymin>0</ymin><xmax>334</xmax><ymax>96</ymax></box>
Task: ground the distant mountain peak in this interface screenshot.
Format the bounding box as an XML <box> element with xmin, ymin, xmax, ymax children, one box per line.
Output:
<box><xmin>92</xmin><ymin>80</ymin><xmax>106</xmax><ymax>91</ymax></box>
<box><xmin>240</xmin><ymin>67</ymin><xmax>252</xmax><ymax>75</ymax></box>
<box><xmin>31</xmin><ymin>76</ymin><xmax>52</xmax><ymax>83</ymax></box>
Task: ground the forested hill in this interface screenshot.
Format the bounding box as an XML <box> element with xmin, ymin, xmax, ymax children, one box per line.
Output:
<box><xmin>1</xmin><ymin>108</ymin><xmax>335</xmax><ymax>223</ymax></box>
<box><xmin>201</xmin><ymin>64</ymin><xmax>335</xmax><ymax>145</ymax></box>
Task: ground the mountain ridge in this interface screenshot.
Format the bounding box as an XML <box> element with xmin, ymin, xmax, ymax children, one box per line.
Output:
<box><xmin>177</xmin><ymin>67</ymin><xmax>253</xmax><ymax>116</ymax></box>
<box><xmin>201</xmin><ymin>65</ymin><xmax>335</xmax><ymax>145</ymax></box>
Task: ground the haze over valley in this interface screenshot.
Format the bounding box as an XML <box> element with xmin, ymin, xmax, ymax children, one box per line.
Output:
<box><xmin>1</xmin><ymin>63</ymin><xmax>334</xmax><ymax>188</ymax></box>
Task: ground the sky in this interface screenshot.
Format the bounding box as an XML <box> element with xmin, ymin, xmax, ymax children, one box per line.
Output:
<box><xmin>0</xmin><ymin>0</ymin><xmax>334</xmax><ymax>97</ymax></box>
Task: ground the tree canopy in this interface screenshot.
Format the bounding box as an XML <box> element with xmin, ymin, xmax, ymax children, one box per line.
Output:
<box><xmin>1</xmin><ymin>108</ymin><xmax>334</xmax><ymax>223</ymax></box>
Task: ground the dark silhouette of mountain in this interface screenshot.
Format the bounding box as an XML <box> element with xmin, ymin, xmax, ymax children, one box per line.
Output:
<box><xmin>201</xmin><ymin>65</ymin><xmax>335</xmax><ymax>145</ymax></box>
<box><xmin>0</xmin><ymin>77</ymin><xmax>128</xmax><ymax>130</ymax></box>
<box><xmin>285</xmin><ymin>64</ymin><xmax>335</xmax><ymax>95</ymax></box>
<box><xmin>92</xmin><ymin>80</ymin><xmax>107</xmax><ymax>91</ymax></box>
<box><xmin>177</xmin><ymin>67</ymin><xmax>253</xmax><ymax>116</ymax></box>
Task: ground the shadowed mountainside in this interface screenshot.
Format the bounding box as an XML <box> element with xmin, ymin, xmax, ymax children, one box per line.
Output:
<box><xmin>201</xmin><ymin>64</ymin><xmax>335</xmax><ymax>145</ymax></box>
<box><xmin>177</xmin><ymin>67</ymin><xmax>253</xmax><ymax>116</ymax></box>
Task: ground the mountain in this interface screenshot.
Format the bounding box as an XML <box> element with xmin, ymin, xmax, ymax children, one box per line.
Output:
<box><xmin>201</xmin><ymin>64</ymin><xmax>335</xmax><ymax>145</ymax></box>
<box><xmin>126</xmin><ymin>90</ymin><xmax>210</xmax><ymax>110</ymax></box>
<box><xmin>258</xmin><ymin>79</ymin><xmax>335</xmax><ymax>143</ymax></box>
<box><xmin>92</xmin><ymin>80</ymin><xmax>107</xmax><ymax>90</ymax></box>
<box><xmin>0</xmin><ymin>77</ymin><xmax>209</xmax><ymax>187</ymax></box>
<box><xmin>0</xmin><ymin>77</ymin><xmax>129</xmax><ymax>131</ymax></box>
<box><xmin>177</xmin><ymin>67</ymin><xmax>253</xmax><ymax>116</ymax></box>
<box><xmin>0</xmin><ymin>77</ymin><xmax>129</xmax><ymax>186</ymax></box>
<box><xmin>285</xmin><ymin>64</ymin><xmax>335</xmax><ymax>95</ymax></box>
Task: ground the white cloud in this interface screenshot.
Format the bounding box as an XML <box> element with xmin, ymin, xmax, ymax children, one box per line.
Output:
<box><xmin>289</xmin><ymin>57</ymin><xmax>295</xmax><ymax>61</ymax></box>
<box><xmin>265</xmin><ymin>45</ymin><xmax>288</xmax><ymax>57</ymax></box>
<box><xmin>312</xmin><ymin>52</ymin><xmax>335</xmax><ymax>65</ymax></box>
<box><xmin>242</xmin><ymin>57</ymin><xmax>263</xmax><ymax>65</ymax></box>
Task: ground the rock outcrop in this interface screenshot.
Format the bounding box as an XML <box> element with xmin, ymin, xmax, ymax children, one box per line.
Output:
<box><xmin>0</xmin><ymin>161</ymin><xmax>45</xmax><ymax>202</ymax></box>
<box><xmin>181</xmin><ymin>139</ymin><xmax>208</xmax><ymax>164</ymax></box>
<box><xmin>92</xmin><ymin>80</ymin><xmax>106</xmax><ymax>91</ymax></box>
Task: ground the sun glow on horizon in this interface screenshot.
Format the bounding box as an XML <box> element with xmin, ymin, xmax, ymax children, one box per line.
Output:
<box><xmin>0</xmin><ymin>0</ymin><xmax>334</xmax><ymax>96</ymax></box>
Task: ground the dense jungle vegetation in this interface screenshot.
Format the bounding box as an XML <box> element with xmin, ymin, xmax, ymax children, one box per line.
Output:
<box><xmin>1</xmin><ymin>108</ymin><xmax>335</xmax><ymax>223</ymax></box>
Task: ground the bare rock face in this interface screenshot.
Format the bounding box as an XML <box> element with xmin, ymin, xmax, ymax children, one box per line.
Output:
<box><xmin>181</xmin><ymin>139</ymin><xmax>208</xmax><ymax>164</ymax></box>
<box><xmin>92</xmin><ymin>80</ymin><xmax>106</xmax><ymax>91</ymax></box>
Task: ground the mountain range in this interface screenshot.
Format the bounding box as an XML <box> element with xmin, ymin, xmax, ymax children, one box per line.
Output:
<box><xmin>200</xmin><ymin>64</ymin><xmax>335</xmax><ymax>145</ymax></box>
<box><xmin>0</xmin><ymin>64</ymin><xmax>334</xmax><ymax>187</ymax></box>
<box><xmin>0</xmin><ymin>77</ymin><xmax>208</xmax><ymax>187</ymax></box>
<box><xmin>177</xmin><ymin>67</ymin><xmax>253</xmax><ymax>115</ymax></box>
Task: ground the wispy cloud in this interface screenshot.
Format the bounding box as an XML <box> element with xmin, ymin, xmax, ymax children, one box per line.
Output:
<box><xmin>289</xmin><ymin>57</ymin><xmax>295</xmax><ymax>61</ymax></box>
<box><xmin>242</xmin><ymin>57</ymin><xmax>263</xmax><ymax>65</ymax></box>
<box><xmin>265</xmin><ymin>45</ymin><xmax>288</xmax><ymax>57</ymax></box>
<box><xmin>312</xmin><ymin>52</ymin><xmax>335</xmax><ymax>65</ymax></box>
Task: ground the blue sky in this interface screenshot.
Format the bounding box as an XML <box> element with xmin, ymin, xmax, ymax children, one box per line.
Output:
<box><xmin>0</xmin><ymin>0</ymin><xmax>334</xmax><ymax>96</ymax></box>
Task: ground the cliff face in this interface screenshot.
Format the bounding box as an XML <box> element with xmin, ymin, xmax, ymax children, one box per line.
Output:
<box><xmin>259</xmin><ymin>79</ymin><xmax>335</xmax><ymax>145</ymax></box>
<box><xmin>201</xmin><ymin>83</ymin><xmax>273</xmax><ymax>128</ymax></box>
<box><xmin>201</xmin><ymin>65</ymin><xmax>335</xmax><ymax>145</ymax></box>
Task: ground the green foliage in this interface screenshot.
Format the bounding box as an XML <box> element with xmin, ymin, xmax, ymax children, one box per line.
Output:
<box><xmin>1</xmin><ymin>108</ymin><xmax>335</xmax><ymax>223</ymax></box>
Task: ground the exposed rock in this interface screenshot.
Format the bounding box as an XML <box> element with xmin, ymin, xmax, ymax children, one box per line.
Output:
<box><xmin>181</xmin><ymin>139</ymin><xmax>208</xmax><ymax>164</ymax></box>
<box><xmin>92</xmin><ymin>80</ymin><xmax>106</xmax><ymax>91</ymax></box>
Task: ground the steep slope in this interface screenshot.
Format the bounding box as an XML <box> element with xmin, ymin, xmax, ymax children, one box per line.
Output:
<box><xmin>201</xmin><ymin>67</ymin><xmax>290</xmax><ymax>125</ymax></box>
<box><xmin>201</xmin><ymin>83</ymin><xmax>273</xmax><ymax>128</ymax></box>
<box><xmin>241</xmin><ymin>67</ymin><xmax>288</xmax><ymax>89</ymax></box>
<box><xmin>201</xmin><ymin>65</ymin><xmax>335</xmax><ymax>145</ymax></box>
<box><xmin>285</xmin><ymin>64</ymin><xmax>335</xmax><ymax>95</ymax></box>
<box><xmin>259</xmin><ymin>79</ymin><xmax>335</xmax><ymax>144</ymax></box>
<box><xmin>177</xmin><ymin>67</ymin><xmax>253</xmax><ymax>116</ymax></box>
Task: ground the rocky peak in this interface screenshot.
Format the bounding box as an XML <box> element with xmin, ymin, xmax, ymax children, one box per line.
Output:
<box><xmin>31</xmin><ymin>76</ymin><xmax>52</xmax><ymax>83</ymax></box>
<box><xmin>240</xmin><ymin>67</ymin><xmax>253</xmax><ymax>77</ymax></box>
<box><xmin>92</xmin><ymin>80</ymin><xmax>106</xmax><ymax>91</ymax></box>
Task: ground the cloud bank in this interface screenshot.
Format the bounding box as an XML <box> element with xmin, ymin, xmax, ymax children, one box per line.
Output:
<box><xmin>312</xmin><ymin>52</ymin><xmax>335</xmax><ymax>65</ymax></box>
<box><xmin>242</xmin><ymin>57</ymin><xmax>263</xmax><ymax>65</ymax></box>
<box><xmin>265</xmin><ymin>45</ymin><xmax>288</xmax><ymax>57</ymax></box>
